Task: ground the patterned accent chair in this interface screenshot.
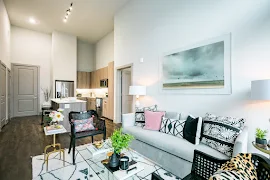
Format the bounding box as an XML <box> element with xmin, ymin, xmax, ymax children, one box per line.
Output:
<box><xmin>68</xmin><ymin>110</ymin><xmax>106</xmax><ymax>164</ymax></box>
<box><xmin>183</xmin><ymin>150</ymin><xmax>270</xmax><ymax>180</ymax></box>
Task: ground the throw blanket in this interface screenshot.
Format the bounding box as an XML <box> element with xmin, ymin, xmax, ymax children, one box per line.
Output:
<box><xmin>209</xmin><ymin>153</ymin><xmax>257</xmax><ymax>180</ymax></box>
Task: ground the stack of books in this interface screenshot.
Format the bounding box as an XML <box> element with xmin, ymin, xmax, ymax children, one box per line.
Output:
<box><xmin>46</xmin><ymin>125</ymin><xmax>64</xmax><ymax>133</ymax></box>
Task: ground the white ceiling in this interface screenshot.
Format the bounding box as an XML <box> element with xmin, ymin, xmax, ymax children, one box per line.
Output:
<box><xmin>4</xmin><ymin>0</ymin><xmax>129</xmax><ymax>43</ymax></box>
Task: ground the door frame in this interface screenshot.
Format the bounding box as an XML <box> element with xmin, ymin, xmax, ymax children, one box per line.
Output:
<box><xmin>0</xmin><ymin>61</ymin><xmax>6</xmax><ymax>130</ymax></box>
<box><xmin>115</xmin><ymin>63</ymin><xmax>133</xmax><ymax>123</ymax></box>
<box><xmin>11</xmin><ymin>63</ymin><xmax>40</xmax><ymax>117</ymax></box>
<box><xmin>6</xmin><ymin>68</ymin><xmax>11</xmax><ymax>124</ymax></box>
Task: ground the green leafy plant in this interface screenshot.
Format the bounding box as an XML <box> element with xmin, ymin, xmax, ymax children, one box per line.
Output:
<box><xmin>110</xmin><ymin>128</ymin><xmax>134</xmax><ymax>154</ymax></box>
<box><xmin>255</xmin><ymin>128</ymin><xmax>268</xmax><ymax>139</ymax></box>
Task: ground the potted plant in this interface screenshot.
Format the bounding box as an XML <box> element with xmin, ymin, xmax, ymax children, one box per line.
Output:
<box><xmin>255</xmin><ymin>128</ymin><xmax>268</xmax><ymax>148</ymax></box>
<box><xmin>109</xmin><ymin>128</ymin><xmax>134</xmax><ymax>168</ymax></box>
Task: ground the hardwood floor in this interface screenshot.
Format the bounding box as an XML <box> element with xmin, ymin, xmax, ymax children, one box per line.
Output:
<box><xmin>0</xmin><ymin>116</ymin><xmax>121</xmax><ymax>180</ymax></box>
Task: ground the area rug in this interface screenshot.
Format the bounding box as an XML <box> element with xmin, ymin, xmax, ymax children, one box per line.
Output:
<box><xmin>32</xmin><ymin>143</ymin><xmax>181</xmax><ymax>180</ymax></box>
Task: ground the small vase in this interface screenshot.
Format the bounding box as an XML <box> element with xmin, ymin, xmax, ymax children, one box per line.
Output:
<box><xmin>109</xmin><ymin>152</ymin><xmax>120</xmax><ymax>168</ymax></box>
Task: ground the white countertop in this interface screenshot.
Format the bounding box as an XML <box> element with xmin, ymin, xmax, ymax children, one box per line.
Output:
<box><xmin>51</xmin><ymin>98</ymin><xmax>87</xmax><ymax>104</ymax></box>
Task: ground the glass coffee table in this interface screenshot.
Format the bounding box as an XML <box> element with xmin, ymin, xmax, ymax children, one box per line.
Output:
<box><xmin>77</xmin><ymin>139</ymin><xmax>180</xmax><ymax>180</ymax></box>
<box><xmin>32</xmin><ymin>139</ymin><xmax>180</xmax><ymax>180</ymax></box>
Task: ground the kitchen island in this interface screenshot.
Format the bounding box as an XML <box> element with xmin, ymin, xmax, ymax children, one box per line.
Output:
<box><xmin>51</xmin><ymin>98</ymin><xmax>87</xmax><ymax>132</ymax></box>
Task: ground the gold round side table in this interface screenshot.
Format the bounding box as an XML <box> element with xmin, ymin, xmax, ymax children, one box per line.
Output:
<box><xmin>252</xmin><ymin>141</ymin><xmax>270</xmax><ymax>157</ymax></box>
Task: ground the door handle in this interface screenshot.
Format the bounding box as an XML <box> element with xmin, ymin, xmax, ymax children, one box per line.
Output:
<box><xmin>34</xmin><ymin>97</ymin><xmax>37</xmax><ymax>99</ymax></box>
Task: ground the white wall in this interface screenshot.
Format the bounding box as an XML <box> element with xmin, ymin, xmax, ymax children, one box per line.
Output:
<box><xmin>52</xmin><ymin>31</ymin><xmax>77</xmax><ymax>97</ymax></box>
<box><xmin>95</xmin><ymin>31</ymin><xmax>114</xmax><ymax>69</ymax></box>
<box><xmin>0</xmin><ymin>0</ymin><xmax>10</xmax><ymax>68</ymax></box>
<box><xmin>77</xmin><ymin>39</ymin><xmax>95</xmax><ymax>72</ymax></box>
<box><xmin>114</xmin><ymin>0</ymin><xmax>270</xmax><ymax>153</ymax></box>
<box><xmin>10</xmin><ymin>26</ymin><xmax>52</xmax><ymax>111</ymax></box>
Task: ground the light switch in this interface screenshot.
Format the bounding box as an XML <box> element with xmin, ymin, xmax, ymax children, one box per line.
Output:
<box><xmin>65</xmin><ymin>104</ymin><xmax>70</xmax><ymax>109</ymax></box>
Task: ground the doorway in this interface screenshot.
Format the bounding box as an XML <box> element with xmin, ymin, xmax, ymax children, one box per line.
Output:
<box><xmin>121</xmin><ymin>68</ymin><xmax>132</xmax><ymax>115</ymax></box>
<box><xmin>12</xmin><ymin>64</ymin><xmax>40</xmax><ymax>117</ymax></box>
<box><xmin>116</xmin><ymin>65</ymin><xmax>133</xmax><ymax>123</ymax></box>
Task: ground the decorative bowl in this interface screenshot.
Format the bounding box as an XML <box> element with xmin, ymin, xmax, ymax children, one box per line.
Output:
<box><xmin>93</xmin><ymin>141</ymin><xmax>104</xmax><ymax>149</ymax></box>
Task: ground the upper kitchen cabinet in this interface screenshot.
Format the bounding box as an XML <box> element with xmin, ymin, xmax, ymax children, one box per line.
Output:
<box><xmin>77</xmin><ymin>71</ymin><xmax>91</xmax><ymax>89</ymax></box>
<box><xmin>100</xmin><ymin>67</ymin><xmax>108</xmax><ymax>80</ymax></box>
<box><xmin>89</xmin><ymin>66</ymin><xmax>108</xmax><ymax>89</ymax></box>
<box><xmin>90</xmin><ymin>71</ymin><xmax>97</xmax><ymax>89</ymax></box>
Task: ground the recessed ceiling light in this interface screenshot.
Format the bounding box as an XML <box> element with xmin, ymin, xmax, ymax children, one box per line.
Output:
<box><xmin>29</xmin><ymin>17</ymin><xmax>37</xmax><ymax>24</ymax></box>
<box><xmin>63</xmin><ymin>18</ymin><xmax>67</xmax><ymax>23</ymax></box>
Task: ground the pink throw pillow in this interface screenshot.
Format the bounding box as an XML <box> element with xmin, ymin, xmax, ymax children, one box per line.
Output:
<box><xmin>144</xmin><ymin>111</ymin><xmax>165</xmax><ymax>131</ymax></box>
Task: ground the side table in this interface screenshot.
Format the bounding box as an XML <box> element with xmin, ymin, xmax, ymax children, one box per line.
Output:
<box><xmin>44</xmin><ymin>125</ymin><xmax>67</xmax><ymax>171</ymax></box>
<box><xmin>252</xmin><ymin>141</ymin><xmax>270</xmax><ymax>158</ymax></box>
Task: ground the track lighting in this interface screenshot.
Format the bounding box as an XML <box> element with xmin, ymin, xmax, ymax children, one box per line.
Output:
<box><xmin>63</xmin><ymin>2</ymin><xmax>73</xmax><ymax>23</ymax></box>
<box><xmin>69</xmin><ymin>3</ymin><xmax>73</xmax><ymax>10</ymax></box>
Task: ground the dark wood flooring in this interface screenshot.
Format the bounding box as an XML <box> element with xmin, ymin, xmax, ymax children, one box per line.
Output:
<box><xmin>0</xmin><ymin>116</ymin><xmax>121</xmax><ymax>180</ymax></box>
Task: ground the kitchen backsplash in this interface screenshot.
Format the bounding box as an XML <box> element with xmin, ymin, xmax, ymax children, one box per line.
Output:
<box><xmin>76</xmin><ymin>88</ymin><xmax>108</xmax><ymax>98</ymax></box>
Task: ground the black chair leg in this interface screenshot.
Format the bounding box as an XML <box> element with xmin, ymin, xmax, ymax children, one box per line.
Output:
<box><xmin>103</xmin><ymin>132</ymin><xmax>106</xmax><ymax>140</ymax></box>
<box><xmin>68</xmin><ymin>136</ymin><xmax>73</xmax><ymax>154</ymax></box>
<box><xmin>72</xmin><ymin>138</ymin><xmax>76</xmax><ymax>165</ymax></box>
<box><xmin>91</xmin><ymin>136</ymin><xmax>94</xmax><ymax>143</ymax></box>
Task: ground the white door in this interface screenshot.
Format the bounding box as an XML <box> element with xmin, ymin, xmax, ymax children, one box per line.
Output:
<box><xmin>13</xmin><ymin>64</ymin><xmax>39</xmax><ymax>117</ymax></box>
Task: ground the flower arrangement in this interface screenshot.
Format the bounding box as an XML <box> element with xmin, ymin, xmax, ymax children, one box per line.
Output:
<box><xmin>49</xmin><ymin>108</ymin><xmax>64</xmax><ymax>124</ymax></box>
<box><xmin>41</xmin><ymin>87</ymin><xmax>51</xmax><ymax>102</ymax></box>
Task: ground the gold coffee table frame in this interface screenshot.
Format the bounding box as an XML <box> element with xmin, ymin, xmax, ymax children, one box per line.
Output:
<box><xmin>44</xmin><ymin>126</ymin><xmax>67</xmax><ymax>171</ymax></box>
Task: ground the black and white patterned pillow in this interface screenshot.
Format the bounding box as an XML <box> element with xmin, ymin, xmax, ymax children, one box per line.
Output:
<box><xmin>160</xmin><ymin>117</ymin><xmax>185</xmax><ymax>138</ymax></box>
<box><xmin>135</xmin><ymin>105</ymin><xmax>157</xmax><ymax>127</ymax></box>
<box><xmin>201</xmin><ymin>113</ymin><xmax>246</xmax><ymax>157</ymax></box>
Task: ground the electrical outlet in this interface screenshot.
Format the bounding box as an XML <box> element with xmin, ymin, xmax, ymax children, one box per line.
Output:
<box><xmin>64</xmin><ymin>104</ymin><xmax>70</xmax><ymax>109</ymax></box>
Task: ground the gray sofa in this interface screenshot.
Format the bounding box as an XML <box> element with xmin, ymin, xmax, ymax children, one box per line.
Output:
<box><xmin>122</xmin><ymin>112</ymin><xmax>248</xmax><ymax>179</ymax></box>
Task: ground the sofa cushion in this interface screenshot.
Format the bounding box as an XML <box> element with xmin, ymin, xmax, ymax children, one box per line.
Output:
<box><xmin>183</xmin><ymin>116</ymin><xmax>202</xmax><ymax>145</ymax></box>
<box><xmin>201</xmin><ymin>113</ymin><xmax>246</xmax><ymax>157</ymax></box>
<box><xmin>123</xmin><ymin>126</ymin><xmax>229</xmax><ymax>163</ymax></box>
<box><xmin>73</xmin><ymin>117</ymin><xmax>95</xmax><ymax>132</ymax></box>
<box><xmin>135</xmin><ymin>105</ymin><xmax>158</xmax><ymax>127</ymax></box>
<box><xmin>160</xmin><ymin>117</ymin><xmax>185</xmax><ymax>138</ymax></box>
<box><xmin>144</xmin><ymin>111</ymin><xmax>165</xmax><ymax>131</ymax></box>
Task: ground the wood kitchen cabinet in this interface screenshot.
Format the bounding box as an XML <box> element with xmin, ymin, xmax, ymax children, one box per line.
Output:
<box><xmin>90</xmin><ymin>71</ymin><xmax>98</xmax><ymax>89</ymax></box>
<box><xmin>88</xmin><ymin>66</ymin><xmax>109</xmax><ymax>89</ymax></box>
<box><xmin>77</xmin><ymin>71</ymin><xmax>91</xmax><ymax>89</ymax></box>
<box><xmin>100</xmin><ymin>67</ymin><xmax>108</xmax><ymax>80</ymax></box>
<box><xmin>87</xmin><ymin>98</ymin><xmax>96</xmax><ymax>110</ymax></box>
<box><xmin>108</xmin><ymin>61</ymin><xmax>114</xmax><ymax>120</ymax></box>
